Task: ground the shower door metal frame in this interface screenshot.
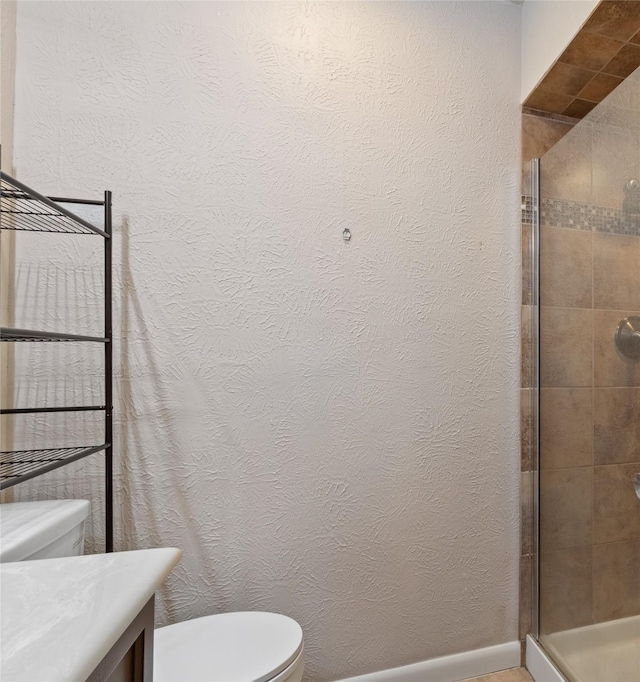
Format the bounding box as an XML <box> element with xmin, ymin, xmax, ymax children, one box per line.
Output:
<box><xmin>530</xmin><ymin>158</ymin><xmax>541</xmax><ymax>641</ymax></box>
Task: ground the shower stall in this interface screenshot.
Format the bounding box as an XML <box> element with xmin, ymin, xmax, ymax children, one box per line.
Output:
<box><xmin>530</xmin><ymin>66</ymin><xmax>640</xmax><ymax>681</ymax></box>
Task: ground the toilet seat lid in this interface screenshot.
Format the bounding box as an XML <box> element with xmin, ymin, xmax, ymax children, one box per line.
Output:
<box><xmin>153</xmin><ymin>611</ymin><xmax>303</xmax><ymax>682</ymax></box>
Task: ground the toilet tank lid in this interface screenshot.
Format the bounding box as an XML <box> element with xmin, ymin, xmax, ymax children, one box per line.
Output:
<box><xmin>0</xmin><ymin>500</ymin><xmax>90</xmax><ymax>562</ymax></box>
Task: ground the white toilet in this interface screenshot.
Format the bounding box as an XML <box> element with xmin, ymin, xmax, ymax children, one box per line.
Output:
<box><xmin>0</xmin><ymin>500</ymin><xmax>305</xmax><ymax>682</ymax></box>
<box><xmin>154</xmin><ymin>612</ymin><xmax>304</xmax><ymax>682</ymax></box>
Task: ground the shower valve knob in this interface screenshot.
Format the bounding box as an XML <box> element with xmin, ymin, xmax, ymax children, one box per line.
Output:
<box><xmin>615</xmin><ymin>316</ymin><xmax>640</xmax><ymax>361</ymax></box>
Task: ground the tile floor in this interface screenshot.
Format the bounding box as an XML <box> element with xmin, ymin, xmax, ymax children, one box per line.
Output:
<box><xmin>465</xmin><ymin>667</ymin><xmax>533</xmax><ymax>682</ymax></box>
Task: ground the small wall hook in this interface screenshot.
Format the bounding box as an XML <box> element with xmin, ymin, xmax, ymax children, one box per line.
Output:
<box><xmin>343</xmin><ymin>228</ymin><xmax>351</xmax><ymax>242</ymax></box>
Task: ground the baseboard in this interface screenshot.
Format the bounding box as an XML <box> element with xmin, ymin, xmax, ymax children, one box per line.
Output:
<box><xmin>338</xmin><ymin>641</ymin><xmax>521</xmax><ymax>682</ymax></box>
<box><xmin>526</xmin><ymin>635</ymin><xmax>566</xmax><ymax>682</ymax></box>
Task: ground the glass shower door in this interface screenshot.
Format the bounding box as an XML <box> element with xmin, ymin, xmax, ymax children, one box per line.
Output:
<box><xmin>536</xmin><ymin>66</ymin><xmax>640</xmax><ymax>682</ymax></box>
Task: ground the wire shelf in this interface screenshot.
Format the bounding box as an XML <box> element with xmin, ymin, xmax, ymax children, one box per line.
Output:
<box><xmin>0</xmin><ymin>172</ymin><xmax>107</xmax><ymax>237</ymax></box>
<box><xmin>0</xmin><ymin>327</ymin><xmax>109</xmax><ymax>343</ymax></box>
<box><xmin>0</xmin><ymin>445</ymin><xmax>108</xmax><ymax>490</ymax></box>
<box><xmin>1</xmin><ymin>173</ymin><xmax>114</xmax><ymax>550</ymax></box>
<box><xmin>0</xmin><ymin>405</ymin><xmax>106</xmax><ymax>415</ymax></box>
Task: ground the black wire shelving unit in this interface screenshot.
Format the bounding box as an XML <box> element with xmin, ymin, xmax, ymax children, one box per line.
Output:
<box><xmin>0</xmin><ymin>172</ymin><xmax>114</xmax><ymax>552</ymax></box>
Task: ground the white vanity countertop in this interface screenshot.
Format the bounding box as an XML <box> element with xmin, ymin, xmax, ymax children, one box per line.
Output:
<box><xmin>1</xmin><ymin>547</ymin><xmax>182</xmax><ymax>681</ymax></box>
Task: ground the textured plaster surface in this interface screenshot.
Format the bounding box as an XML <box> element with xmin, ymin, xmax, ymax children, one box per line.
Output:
<box><xmin>10</xmin><ymin>2</ymin><xmax>521</xmax><ymax>680</ymax></box>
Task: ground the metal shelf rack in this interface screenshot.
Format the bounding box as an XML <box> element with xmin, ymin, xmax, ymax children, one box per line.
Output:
<box><xmin>0</xmin><ymin>171</ymin><xmax>114</xmax><ymax>552</ymax></box>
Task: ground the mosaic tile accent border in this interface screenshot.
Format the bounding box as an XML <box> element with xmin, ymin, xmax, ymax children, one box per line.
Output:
<box><xmin>521</xmin><ymin>195</ymin><xmax>640</xmax><ymax>236</ymax></box>
<box><xmin>521</xmin><ymin>196</ymin><xmax>533</xmax><ymax>226</ymax></box>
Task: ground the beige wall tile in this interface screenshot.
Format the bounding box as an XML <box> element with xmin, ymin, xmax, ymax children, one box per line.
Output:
<box><xmin>541</xmin><ymin>122</ymin><xmax>592</xmax><ymax>204</ymax></box>
<box><xmin>519</xmin><ymin>554</ymin><xmax>532</xmax><ymax>640</ymax></box>
<box><xmin>560</xmin><ymin>32</ymin><xmax>625</xmax><ymax>72</ymax></box>
<box><xmin>541</xmin><ymin>227</ymin><xmax>592</xmax><ymax>309</ymax></box>
<box><xmin>521</xmin><ymin>306</ymin><xmax>532</xmax><ymax>389</ymax></box>
<box><xmin>583</xmin><ymin>1</ymin><xmax>640</xmax><ymax>42</ymax></box>
<box><xmin>594</xmin><ymin>310</ymin><xmax>640</xmax><ymax>387</ymax></box>
<box><xmin>521</xmin><ymin>388</ymin><xmax>533</xmax><ymax>472</ymax></box>
<box><xmin>540</xmin><ymin>547</ymin><xmax>592</xmax><ymax>634</ymax></box>
<box><xmin>593</xmin><ymin>540</ymin><xmax>640</xmax><ymax>622</ymax></box>
<box><xmin>541</xmin><ymin>307</ymin><xmax>593</xmax><ymax>387</ymax></box>
<box><xmin>521</xmin><ymin>114</ymin><xmax>573</xmax><ymax>189</ymax></box>
<box><xmin>525</xmin><ymin>88</ymin><xmax>574</xmax><ymax>117</ymax></box>
<box><xmin>542</xmin><ymin>62</ymin><xmax>597</xmax><ymax>97</ymax></box>
<box><xmin>522</xmin><ymin>222</ymin><xmax>532</xmax><ymax>307</ymax></box>
<box><xmin>594</xmin><ymin>463</ymin><xmax>640</xmax><ymax>544</ymax></box>
<box><xmin>541</xmin><ymin>388</ymin><xmax>593</xmax><ymax>469</ymax></box>
<box><xmin>602</xmin><ymin>43</ymin><xmax>640</xmax><ymax>78</ymax></box>
<box><xmin>563</xmin><ymin>98</ymin><xmax>597</xmax><ymax>119</ymax></box>
<box><xmin>578</xmin><ymin>73</ymin><xmax>624</xmax><ymax>103</ymax></box>
<box><xmin>594</xmin><ymin>387</ymin><xmax>640</xmax><ymax>464</ymax></box>
<box><xmin>540</xmin><ymin>468</ymin><xmax>593</xmax><ymax>550</ymax></box>
<box><xmin>593</xmin><ymin>234</ymin><xmax>640</xmax><ymax>310</ymax></box>
<box><xmin>588</xmin><ymin>77</ymin><xmax>640</xmax><ymax>131</ymax></box>
<box><xmin>592</xmin><ymin>123</ymin><xmax>640</xmax><ymax>209</ymax></box>
<box><xmin>521</xmin><ymin>471</ymin><xmax>533</xmax><ymax>555</ymax></box>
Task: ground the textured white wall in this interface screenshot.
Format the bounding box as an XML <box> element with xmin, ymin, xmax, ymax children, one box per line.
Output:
<box><xmin>521</xmin><ymin>0</ymin><xmax>598</xmax><ymax>101</ymax></box>
<box><xmin>11</xmin><ymin>2</ymin><xmax>521</xmax><ymax>680</ymax></box>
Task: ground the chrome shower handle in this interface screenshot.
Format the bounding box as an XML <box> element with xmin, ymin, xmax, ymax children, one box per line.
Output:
<box><xmin>635</xmin><ymin>473</ymin><xmax>640</xmax><ymax>500</ymax></box>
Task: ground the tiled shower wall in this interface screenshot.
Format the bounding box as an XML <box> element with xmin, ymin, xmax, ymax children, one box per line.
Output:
<box><xmin>538</xmin><ymin>195</ymin><xmax>640</xmax><ymax>634</ymax></box>
<box><xmin>521</xmin><ymin>66</ymin><xmax>640</xmax><ymax>646</ymax></box>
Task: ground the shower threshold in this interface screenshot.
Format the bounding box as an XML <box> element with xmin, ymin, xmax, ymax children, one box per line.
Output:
<box><xmin>541</xmin><ymin>615</ymin><xmax>640</xmax><ymax>682</ymax></box>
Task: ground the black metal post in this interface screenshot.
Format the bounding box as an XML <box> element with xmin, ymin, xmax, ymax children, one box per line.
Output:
<box><xmin>104</xmin><ymin>191</ymin><xmax>113</xmax><ymax>553</ymax></box>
